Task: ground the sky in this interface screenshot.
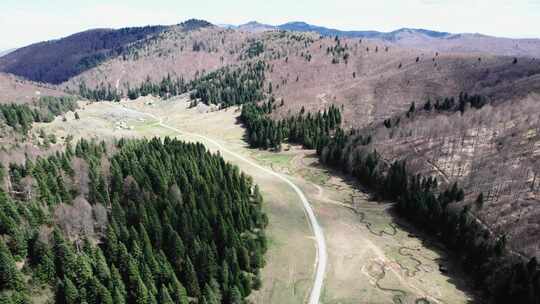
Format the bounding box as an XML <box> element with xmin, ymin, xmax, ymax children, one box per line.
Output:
<box><xmin>1</xmin><ymin>0</ymin><xmax>540</xmax><ymax>50</ymax></box>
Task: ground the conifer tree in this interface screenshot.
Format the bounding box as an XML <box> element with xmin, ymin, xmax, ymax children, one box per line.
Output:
<box><xmin>158</xmin><ymin>285</ymin><xmax>174</xmax><ymax>304</ymax></box>
<box><xmin>0</xmin><ymin>240</ymin><xmax>24</xmax><ymax>290</ymax></box>
<box><xmin>63</xmin><ymin>277</ymin><xmax>79</xmax><ymax>304</ymax></box>
<box><xmin>183</xmin><ymin>257</ymin><xmax>201</xmax><ymax>297</ymax></box>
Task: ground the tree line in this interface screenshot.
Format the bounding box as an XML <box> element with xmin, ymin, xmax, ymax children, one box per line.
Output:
<box><xmin>190</xmin><ymin>61</ymin><xmax>266</xmax><ymax>107</ymax></box>
<box><xmin>79</xmin><ymin>82</ymin><xmax>122</xmax><ymax>102</ymax></box>
<box><xmin>127</xmin><ymin>75</ymin><xmax>188</xmax><ymax>101</ymax></box>
<box><xmin>383</xmin><ymin>92</ymin><xmax>487</xmax><ymax>129</ymax></box>
<box><xmin>313</xmin><ymin>123</ymin><xmax>540</xmax><ymax>303</ymax></box>
<box><xmin>78</xmin><ymin>60</ymin><xmax>266</xmax><ymax>107</ymax></box>
<box><xmin>0</xmin><ymin>96</ymin><xmax>78</xmax><ymax>133</ymax></box>
<box><xmin>423</xmin><ymin>92</ymin><xmax>487</xmax><ymax>113</ymax></box>
<box><xmin>1</xmin><ymin>137</ymin><xmax>268</xmax><ymax>304</ymax></box>
<box><xmin>79</xmin><ymin>73</ymin><xmax>190</xmax><ymax>102</ymax></box>
<box><xmin>240</xmin><ymin>98</ymin><xmax>341</xmax><ymax>150</ymax></box>
<box><xmin>240</xmin><ymin>97</ymin><xmax>540</xmax><ymax>302</ymax></box>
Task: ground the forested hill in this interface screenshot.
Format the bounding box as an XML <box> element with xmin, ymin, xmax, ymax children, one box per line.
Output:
<box><xmin>0</xmin><ymin>26</ymin><xmax>165</xmax><ymax>84</ymax></box>
<box><xmin>0</xmin><ymin>137</ymin><xmax>267</xmax><ymax>303</ymax></box>
<box><xmin>0</xmin><ymin>19</ymin><xmax>212</xmax><ymax>84</ymax></box>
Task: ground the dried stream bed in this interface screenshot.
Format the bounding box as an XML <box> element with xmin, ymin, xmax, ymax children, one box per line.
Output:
<box><xmin>39</xmin><ymin>98</ymin><xmax>475</xmax><ymax>304</ymax></box>
<box><xmin>253</xmin><ymin>147</ymin><xmax>475</xmax><ymax>304</ymax></box>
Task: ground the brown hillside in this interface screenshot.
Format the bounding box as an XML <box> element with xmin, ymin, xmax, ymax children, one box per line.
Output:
<box><xmin>62</xmin><ymin>26</ymin><xmax>254</xmax><ymax>91</ymax></box>
<box><xmin>265</xmin><ymin>35</ymin><xmax>540</xmax><ymax>128</ymax></box>
<box><xmin>57</xmin><ymin>26</ymin><xmax>540</xmax><ymax>258</ymax></box>
<box><xmin>0</xmin><ymin>72</ymin><xmax>66</xmax><ymax>104</ymax></box>
<box><xmin>349</xmin><ymin>92</ymin><xmax>540</xmax><ymax>257</ymax></box>
<box><xmin>65</xmin><ymin>27</ymin><xmax>540</xmax><ymax>128</ymax></box>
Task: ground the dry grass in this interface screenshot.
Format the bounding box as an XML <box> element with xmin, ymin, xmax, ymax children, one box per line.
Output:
<box><xmin>62</xmin><ymin>26</ymin><xmax>540</xmax><ymax>134</ymax></box>
<box><xmin>0</xmin><ymin>72</ymin><xmax>66</xmax><ymax>104</ymax></box>
<box><xmin>40</xmin><ymin>98</ymin><xmax>317</xmax><ymax>303</ymax></box>
<box><xmin>266</xmin><ymin>36</ymin><xmax>540</xmax><ymax>129</ymax></box>
<box><xmin>254</xmin><ymin>146</ymin><xmax>474</xmax><ymax>304</ymax></box>
<box><xmin>39</xmin><ymin>97</ymin><xmax>475</xmax><ymax>303</ymax></box>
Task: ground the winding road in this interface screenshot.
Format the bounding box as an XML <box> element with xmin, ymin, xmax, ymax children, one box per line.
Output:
<box><xmin>123</xmin><ymin>106</ymin><xmax>327</xmax><ymax>304</ymax></box>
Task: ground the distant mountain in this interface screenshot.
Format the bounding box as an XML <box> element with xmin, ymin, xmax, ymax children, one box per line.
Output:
<box><xmin>3</xmin><ymin>18</ymin><xmax>540</xmax><ymax>86</ymax></box>
<box><xmin>277</xmin><ymin>21</ymin><xmax>384</xmax><ymax>38</ymax></box>
<box><xmin>223</xmin><ymin>21</ymin><xmax>540</xmax><ymax>57</ymax></box>
<box><xmin>238</xmin><ymin>21</ymin><xmax>276</xmax><ymax>32</ymax></box>
<box><xmin>226</xmin><ymin>21</ymin><xmax>452</xmax><ymax>40</ymax></box>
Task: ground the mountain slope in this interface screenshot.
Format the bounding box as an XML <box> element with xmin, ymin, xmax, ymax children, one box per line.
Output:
<box><xmin>61</xmin><ymin>25</ymin><xmax>257</xmax><ymax>93</ymax></box>
<box><xmin>4</xmin><ymin>22</ymin><xmax>540</xmax><ymax>260</ymax></box>
<box><xmin>0</xmin><ymin>48</ymin><xmax>16</xmax><ymax>58</ymax></box>
<box><xmin>0</xmin><ymin>20</ymin><xmax>215</xmax><ymax>85</ymax></box>
<box><xmin>0</xmin><ymin>72</ymin><xmax>67</xmax><ymax>104</ymax></box>
<box><xmin>226</xmin><ymin>21</ymin><xmax>540</xmax><ymax>58</ymax></box>
<box><xmin>67</xmin><ymin>25</ymin><xmax>540</xmax><ymax>259</ymax></box>
<box><xmin>277</xmin><ymin>22</ymin><xmax>451</xmax><ymax>40</ymax></box>
<box><xmin>0</xmin><ymin>26</ymin><xmax>170</xmax><ymax>84</ymax></box>
<box><xmin>3</xmin><ymin>19</ymin><xmax>538</xmax><ymax>88</ymax></box>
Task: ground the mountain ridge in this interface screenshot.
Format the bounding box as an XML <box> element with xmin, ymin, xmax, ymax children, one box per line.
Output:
<box><xmin>225</xmin><ymin>20</ymin><xmax>507</xmax><ymax>40</ymax></box>
<box><xmin>0</xmin><ymin>19</ymin><xmax>212</xmax><ymax>84</ymax></box>
<box><xmin>0</xmin><ymin>48</ymin><xmax>16</xmax><ymax>58</ymax></box>
<box><xmin>222</xmin><ymin>20</ymin><xmax>540</xmax><ymax>58</ymax></box>
<box><xmin>2</xmin><ymin>18</ymin><xmax>540</xmax><ymax>86</ymax></box>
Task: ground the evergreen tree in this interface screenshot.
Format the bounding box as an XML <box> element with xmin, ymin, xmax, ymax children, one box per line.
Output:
<box><xmin>183</xmin><ymin>257</ymin><xmax>201</xmax><ymax>298</ymax></box>
<box><xmin>63</xmin><ymin>277</ymin><xmax>79</xmax><ymax>304</ymax></box>
<box><xmin>158</xmin><ymin>285</ymin><xmax>174</xmax><ymax>304</ymax></box>
<box><xmin>131</xmin><ymin>277</ymin><xmax>149</xmax><ymax>304</ymax></box>
<box><xmin>0</xmin><ymin>240</ymin><xmax>24</xmax><ymax>290</ymax></box>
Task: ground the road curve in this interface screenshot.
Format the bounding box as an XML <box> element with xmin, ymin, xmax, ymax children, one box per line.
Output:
<box><xmin>126</xmin><ymin>107</ymin><xmax>327</xmax><ymax>304</ymax></box>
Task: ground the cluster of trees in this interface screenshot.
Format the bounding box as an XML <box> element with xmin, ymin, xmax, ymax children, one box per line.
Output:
<box><xmin>240</xmin><ymin>99</ymin><xmax>341</xmax><ymax>150</ymax></box>
<box><xmin>192</xmin><ymin>41</ymin><xmax>208</xmax><ymax>52</ymax></box>
<box><xmin>127</xmin><ymin>75</ymin><xmax>188</xmax><ymax>100</ymax></box>
<box><xmin>244</xmin><ymin>41</ymin><xmax>264</xmax><ymax>59</ymax></box>
<box><xmin>0</xmin><ymin>96</ymin><xmax>78</xmax><ymax>133</ymax></box>
<box><xmin>383</xmin><ymin>93</ymin><xmax>487</xmax><ymax>129</ymax></box>
<box><xmin>423</xmin><ymin>92</ymin><xmax>487</xmax><ymax>114</ymax></box>
<box><xmin>79</xmin><ymin>82</ymin><xmax>122</xmax><ymax>102</ymax></box>
<box><xmin>79</xmin><ymin>74</ymin><xmax>189</xmax><ymax>102</ymax></box>
<box><xmin>190</xmin><ymin>61</ymin><xmax>266</xmax><ymax>107</ymax></box>
<box><xmin>1</xmin><ymin>138</ymin><xmax>268</xmax><ymax>303</ymax></box>
<box><xmin>326</xmin><ymin>36</ymin><xmax>349</xmax><ymax>64</ymax></box>
<box><xmin>316</xmin><ymin>127</ymin><xmax>540</xmax><ymax>303</ymax></box>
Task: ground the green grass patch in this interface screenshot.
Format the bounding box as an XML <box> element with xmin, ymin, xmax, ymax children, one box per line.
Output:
<box><xmin>254</xmin><ymin>151</ymin><xmax>295</xmax><ymax>167</ymax></box>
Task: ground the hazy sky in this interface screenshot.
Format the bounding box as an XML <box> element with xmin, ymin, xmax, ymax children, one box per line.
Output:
<box><xmin>1</xmin><ymin>0</ymin><xmax>540</xmax><ymax>49</ymax></box>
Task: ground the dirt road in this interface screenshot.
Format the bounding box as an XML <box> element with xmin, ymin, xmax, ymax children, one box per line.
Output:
<box><xmin>123</xmin><ymin>107</ymin><xmax>328</xmax><ymax>304</ymax></box>
<box><xmin>40</xmin><ymin>99</ymin><xmax>473</xmax><ymax>303</ymax></box>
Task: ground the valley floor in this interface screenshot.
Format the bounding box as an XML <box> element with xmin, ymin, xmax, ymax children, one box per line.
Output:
<box><xmin>36</xmin><ymin>96</ymin><xmax>475</xmax><ymax>304</ymax></box>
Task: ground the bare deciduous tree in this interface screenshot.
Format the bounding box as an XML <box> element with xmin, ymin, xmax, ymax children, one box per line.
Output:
<box><xmin>71</xmin><ymin>157</ymin><xmax>90</xmax><ymax>196</ymax></box>
<box><xmin>93</xmin><ymin>203</ymin><xmax>108</xmax><ymax>235</ymax></box>
<box><xmin>54</xmin><ymin>196</ymin><xmax>94</xmax><ymax>246</ymax></box>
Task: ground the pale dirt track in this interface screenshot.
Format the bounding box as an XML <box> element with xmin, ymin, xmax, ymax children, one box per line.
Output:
<box><xmin>121</xmin><ymin>106</ymin><xmax>328</xmax><ymax>304</ymax></box>
<box><xmin>39</xmin><ymin>100</ymin><xmax>473</xmax><ymax>304</ymax></box>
